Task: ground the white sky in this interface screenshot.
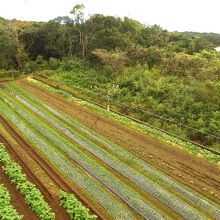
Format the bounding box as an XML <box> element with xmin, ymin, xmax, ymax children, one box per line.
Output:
<box><xmin>0</xmin><ymin>0</ymin><xmax>220</xmax><ymax>33</ymax></box>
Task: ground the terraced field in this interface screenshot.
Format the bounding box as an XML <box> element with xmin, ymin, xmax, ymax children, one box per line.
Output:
<box><xmin>0</xmin><ymin>78</ymin><xmax>220</xmax><ymax>219</ymax></box>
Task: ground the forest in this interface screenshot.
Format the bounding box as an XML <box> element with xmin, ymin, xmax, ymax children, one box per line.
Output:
<box><xmin>0</xmin><ymin>4</ymin><xmax>220</xmax><ymax>149</ymax></box>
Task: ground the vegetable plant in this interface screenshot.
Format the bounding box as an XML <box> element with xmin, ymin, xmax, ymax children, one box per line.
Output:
<box><xmin>0</xmin><ymin>183</ymin><xmax>23</xmax><ymax>220</ymax></box>
<box><xmin>58</xmin><ymin>190</ymin><xmax>97</xmax><ymax>220</ymax></box>
<box><xmin>0</xmin><ymin>143</ymin><xmax>55</xmax><ymax>220</ymax></box>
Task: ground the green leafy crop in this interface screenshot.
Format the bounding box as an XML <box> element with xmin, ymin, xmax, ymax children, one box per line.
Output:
<box><xmin>58</xmin><ymin>190</ymin><xmax>97</xmax><ymax>220</ymax></box>
<box><xmin>0</xmin><ymin>143</ymin><xmax>55</xmax><ymax>220</ymax></box>
<box><xmin>0</xmin><ymin>183</ymin><xmax>23</xmax><ymax>220</ymax></box>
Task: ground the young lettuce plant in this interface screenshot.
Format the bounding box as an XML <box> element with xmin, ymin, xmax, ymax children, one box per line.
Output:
<box><xmin>3</xmin><ymin>162</ymin><xmax>26</xmax><ymax>184</ymax></box>
<box><xmin>0</xmin><ymin>184</ymin><xmax>23</xmax><ymax>219</ymax></box>
<box><xmin>18</xmin><ymin>182</ymin><xmax>55</xmax><ymax>220</ymax></box>
<box><xmin>0</xmin><ymin>143</ymin><xmax>55</xmax><ymax>220</ymax></box>
<box><xmin>58</xmin><ymin>190</ymin><xmax>97</xmax><ymax>220</ymax></box>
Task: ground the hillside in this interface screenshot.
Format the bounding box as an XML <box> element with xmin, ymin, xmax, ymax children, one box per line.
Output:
<box><xmin>0</xmin><ymin>77</ymin><xmax>219</xmax><ymax>219</ymax></box>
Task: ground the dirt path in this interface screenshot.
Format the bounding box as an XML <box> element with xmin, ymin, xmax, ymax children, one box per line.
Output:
<box><xmin>0</xmin><ymin>114</ymin><xmax>104</xmax><ymax>219</ymax></box>
<box><xmin>16</xmin><ymin>79</ymin><xmax>220</xmax><ymax>205</ymax></box>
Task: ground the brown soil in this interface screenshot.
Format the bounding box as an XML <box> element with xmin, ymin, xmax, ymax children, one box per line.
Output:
<box><xmin>16</xmin><ymin>79</ymin><xmax>220</xmax><ymax>206</ymax></box>
<box><xmin>0</xmin><ymin>114</ymin><xmax>104</xmax><ymax>219</ymax></box>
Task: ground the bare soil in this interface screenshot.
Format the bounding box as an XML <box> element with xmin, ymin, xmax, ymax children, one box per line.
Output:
<box><xmin>16</xmin><ymin>79</ymin><xmax>220</xmax><ymax>205</ymax></box>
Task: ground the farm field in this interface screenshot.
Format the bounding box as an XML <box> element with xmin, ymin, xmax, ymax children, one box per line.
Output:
<box><xmin>0</xmin><ymin>78</ymin><xmax>220</xmax><ymax>219</ymax></box>
<box><xmin>0</xmin><ymin>114</ymin><xmax>97</xmax><ymax>219</ymax></box>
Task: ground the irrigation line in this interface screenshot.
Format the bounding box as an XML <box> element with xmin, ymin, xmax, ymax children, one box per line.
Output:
<box><xmin>0</xmin><ymin>69</ymin><xmax>31</xmax><ymax>77</ymax></box>
<box><xmin>0</xmin><ymin>68</ymin><xmax>41</xmax><ymax>75</ymax></box>
<box><xmin>31</xmin><ymin>75</ymin><xmax>220</xmax><ymax>156</ymax></box>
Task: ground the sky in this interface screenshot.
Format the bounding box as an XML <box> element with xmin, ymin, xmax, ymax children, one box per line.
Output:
<box><xmin>0</xmin><ymin>0</ymin><xmax>220</xmax><ymax>33</ymax></box>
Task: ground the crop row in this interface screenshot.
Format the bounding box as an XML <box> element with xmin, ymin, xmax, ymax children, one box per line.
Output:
<box><xmin>0</xmin><ymin>98</ymin><xmax>135</xmax><ymax>219</ymax></box>
<box><xmin>40</xmin><ymin>95</ymin><xmax>220</xmax><ymax>218</ymax></box>
<box><xmin>58</xmin><ymin>190</ymin><xmax>97</xmax><ymax>220</ymax></box>
<box><xmin>0</xmin><ymin>182</ymin><xmax>23</xmax><ymax>220</ymax></box>
<box><xmin>4</xmin><ymin>83</ymin><xmax>211</xmax><ymax>219</ymax></box>
<box><xmin>0</xmin><ymin>89</ymin><xmax>166</xmax><ymax>219</ymax></box>
<box><xmin>13</xmin><ymin>80</ymin><xmax>220</xmax><ymax>219</ymax></box>
<box><xmin>0</xmin><ymin>143</ymin><xmax>55</xmax><ymax>220</ymax></box>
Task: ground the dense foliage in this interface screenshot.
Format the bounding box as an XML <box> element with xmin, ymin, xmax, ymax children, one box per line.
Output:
<box><xmin>186</xmin><ymin>32</ymin><xmax>220</xmax><ymax>46</ymax></box>
<box><xmin>0</xmin><ymin>5</ymin><xmax>218</xmax><ymax>70</ymax></box>
<box><xmin>0</xmin><ymin>5</ymin><xmax>219</xmax><ymax>147</ymax></box>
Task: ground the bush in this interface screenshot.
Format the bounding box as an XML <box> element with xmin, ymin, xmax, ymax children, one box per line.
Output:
<box><xmin>49</xmin><ymin>57</ymin><xmax>60</xmax><ymax>70</ymax></box>
<box><xmin>24</xmin><ymin>61</ymin><xmax>38</xmax><ymax>72</ymax></box>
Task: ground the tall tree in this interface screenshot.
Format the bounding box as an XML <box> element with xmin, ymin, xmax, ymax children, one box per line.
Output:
<box><xmin>6</xmin><ymin>20</ymin><xmax>27</xmax><ymax>69</ymax></box>
<box><xmin>70</xmin><ymin>4</ymin><xmax>87</xmax><ymax>59</ymax></box>
<box><xmin>0</xmin><ymin>19</ymin><xmax>16</xmax><ymax>69</ymax></box>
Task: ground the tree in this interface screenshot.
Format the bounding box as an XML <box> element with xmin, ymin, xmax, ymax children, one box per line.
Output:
<box><xmin>6</xmin><ymin>20</ymin><xmax>28</xmax><ymax>69</ymax></box>
<box><xmin>161</xmin><ymin>51</ymin><xmax>208</xmax><ymax>76</ymax></box>
<box><xmin>70</xmin><ymin>4</ymin><xmax>87</xmax><ymax>59</ymax></box>
<box><xmin>70</xmin><ymin>4</ymin><xmax>85</xmax><ymax>24</ymax></box>
<box><xmin>92</xmin><ymin>48</ymin><xmax>128</xmax><ymax>70</ymax></box>
<box><xmin>139</xmin><ymin>25</ymin><xmax>169</xmax><ymax>48</ymax></box>
<box><xmin>0</xmin><ymin>20</ymin><xmax>16</xmax><ymax>69</ymax></box>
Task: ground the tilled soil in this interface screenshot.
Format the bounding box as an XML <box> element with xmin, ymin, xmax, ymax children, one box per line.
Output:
<box><xmin>16</xmin><ymin>79</ymin><xmax>220</xmax><ymax>205</ymax></box>
<box><xmin>0</xmin><ymin>114</ymin><xmax>104</xmax><ymax>219</ymax></box>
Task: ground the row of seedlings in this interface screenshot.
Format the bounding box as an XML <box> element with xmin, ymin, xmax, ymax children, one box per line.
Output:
<box><xmin>58</xmin><ymin>190</ymin><xmax>97</xmax><ymax>220</ymax></box>
<box><xmin>0</xmin><ymin>183</ymin><xmax>23</xmax><ymax>219</ymax></box>
<box><xmin>0</xmin><ymin>143</ymin><xmax>55</xmax><ymax>220</ymax></box>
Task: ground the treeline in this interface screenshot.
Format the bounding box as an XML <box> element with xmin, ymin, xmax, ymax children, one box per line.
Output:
<box><xmin>184</xmin><ymin>32</ymin><xmax>220</xmax><ymax>46</ymax></box>
<box><xmin>0</xmin><ymin>4</ymin><xmax>217</xmax><ymax>70</ymax></box>
<box><xmin>0</xmin><ymin>5</ymin><xmax>220</xmax><ymax>148</ymax></box>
